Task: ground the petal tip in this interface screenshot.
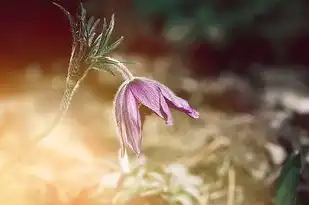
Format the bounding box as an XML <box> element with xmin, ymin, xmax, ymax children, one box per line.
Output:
<box><xmin>189</xmin><ymin>109</ymin><xmax>199</xmax><ymax>118</ymax></box>
<box><xmin>135</xmin><ymin>150</ymin><xmax>141</xmax><ymax>158</ymax></box>
<box><xmin>166</xmin><ymin>120</ymin><xmax>173</xmax><ymax>126</ymax></box>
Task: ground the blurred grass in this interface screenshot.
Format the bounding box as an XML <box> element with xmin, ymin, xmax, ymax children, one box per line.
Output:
<box><xmin>0</xmin><ymin>53</ymin><xmax>275</xmax><ymax>205</ymax></box>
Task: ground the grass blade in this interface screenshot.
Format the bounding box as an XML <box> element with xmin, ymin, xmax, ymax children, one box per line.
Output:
<box><xmin>275</xmin><ymin>152</ymin><xmax>301</xmax><ymax>205</ymax></box>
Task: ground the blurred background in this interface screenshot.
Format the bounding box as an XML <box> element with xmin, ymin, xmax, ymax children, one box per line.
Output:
<box><xmin>0</xmin><ymin>0</ymin><xmax>309</xmax><ymax>204</ymax></box>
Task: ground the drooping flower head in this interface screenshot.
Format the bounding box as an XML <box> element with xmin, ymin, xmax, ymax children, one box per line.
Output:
<box><xmin>114</xmin><ymin>77</ymin><xmax>199</xmax><ymax>157</ymax></box>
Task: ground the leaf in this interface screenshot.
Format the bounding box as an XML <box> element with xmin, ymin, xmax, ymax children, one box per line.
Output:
<box><xmin>52</xmin><ymin>2</ymin><xmax>77</xmax><ymax>45</ymax></box>
<box><xmin>87</xmin><ymin>16</ymin><xmax>95</xmax><ymax>32</ymax></box>
<box><xmin>88</xmin><ymin>18</ymin><xmax>101</xmax><ymax>45</ymax></box>
<box><xmin>79</xmin><ymin>3</ymin><xmax>86</xmax><ymax>22</ymax></box>
<box><xmin>89</xmin><ymin>18</ymin><xmax>101</xmax><ymax>34</ymax></box>
<box><xmin>104</xmin><ymin>36</ymin><xmax>124</xmax><ymax>53</ymax></box>
<box><xmin>89</xmin><ymin>33</ymin><xmax>103</xmax><ymax>55</ymax></box>
<box><xmin>275</xmin><ymin>152</ymin><xmax>301</xmax><ymax>205</ymax></box>
<box><xmin>92</xmin><ymin>66</ymin><xmax>115</xmax><ymax>76</ymax></box>
<box><xmin>79</xmin><ymin>3</ymin><xmax>87</xmax><ymax>39</ymax></box>
<box><xmin>118</xmin><ymin>60</ymin><xmax>137</xmax><ymax>65</ymax></box>
<box><xmin>97</xmin><ymin>14</ymin><xmax>115</xmax><ymax>54</ymax></box>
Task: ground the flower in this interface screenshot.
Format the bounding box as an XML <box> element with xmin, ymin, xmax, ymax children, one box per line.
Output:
<box><xmin>113</xmin><ymin>77</ymin><xmax>199</xmax><ymax>157</ymax></box>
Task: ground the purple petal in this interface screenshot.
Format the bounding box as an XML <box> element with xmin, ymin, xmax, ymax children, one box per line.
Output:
<box><xmin>163</xmin><ymin>90</ymin><xmax>199</xmax><ymax>118</ymax></box>
<box><xmin>159</xmin><ymin>92</ymin><xmax>173</xmax><ymax>125</ymax></box>
<box><xmin>114</xmin><ymin>83</ymin><xmax>127</xmax><ymax>157</ymax></box>
<box><xmin>122</xmin><ymin>88</ymin><xmax>142</xmax><ymax>155</ymax></box>
<box><xmin>129</xmin><ymin>79</ymin><xmax>170</xmax><ymax>123</ymax></box>
<box><xmin>141</xmin><ymin>78</ymin><xmax>199</xmax><ymax>118</ymax></box>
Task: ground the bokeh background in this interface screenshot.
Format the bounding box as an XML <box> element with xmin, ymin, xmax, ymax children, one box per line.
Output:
<box><xmin>1</xmin><ymin>0</ymin><xmax>309</xmax><ymax>204</ymax></box>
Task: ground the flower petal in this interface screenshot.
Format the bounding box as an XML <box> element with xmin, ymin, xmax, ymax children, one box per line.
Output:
<box><xmin>142</xmin><ymin>78</ymin><xmax>199</xmax><ymax>118</ymax></box>
<box><xmin>159</xmin><ymin>92</ymin><xmax>173</xmax><ymax>125</ymax></box>
<box><xmin>122</xmin><ymin>88</ymin><xmax>142</xmax><ymax>155</ymax></box>
<box><xmin>163</xmin><ymin>91</ymin><xmax>199</xmax><ymax>118</ymax></box>
<box><xmin>114</xmin><ymin>82</ymin><xmax>128</xmax><ymax>157</ymax></box>
<box><xmin>129</xmin><ymin>79</ymin><xmax>167</xmax><ymax>121</ymax></box>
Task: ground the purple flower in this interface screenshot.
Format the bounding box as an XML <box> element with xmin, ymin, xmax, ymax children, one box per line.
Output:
<box><xmin>114</xmin><ymin>77</ymin><xmax>199</xmax><ymax>157</ymax></box>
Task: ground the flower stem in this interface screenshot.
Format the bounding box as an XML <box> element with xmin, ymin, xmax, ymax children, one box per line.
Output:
<box><xmin>33</xmin><ymin>67</ymin><xmax>90</xmax><ymax>144</ymax></box>
<box><xmin>0</xmin><ymin>64</ymin><xmax>90</xmax><ymax>174</ymax></box>
<box><xmin>105</xmin><ymin>57</ymin><xmax>134</xmax><ymax>81</ymax></box>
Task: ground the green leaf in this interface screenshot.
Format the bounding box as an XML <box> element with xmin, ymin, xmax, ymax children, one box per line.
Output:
<box><xmin>87</xmin><ymin>18</ymin><xmax>101</xmax><ymax>46</ymax></box>
<box><xmin>89</xmin><ymin>18</ymin><xmax>101</xmax><ymax>35</ymax></box>
<box><xmin>275</xmin><ymin>152</ymin><xmax>301</xmax><ymax>205</ymax></box>
<box><xmin>52</xmin><ymin>2</ymin><xmax>77</xmax><ymax>45</ymax></box>
<box><xmin>97</xmin><ymin>14</ymin><xmax>115</xmax><ymax>55</ymax></box>
<box><xmin>89</xmin><ymin>33</ymin><xmax>102</xmax><ymax>55</ymax></box>
<box><xmin>87</xmin><ymin>16</ymin><xmax>95</xmax><ymax>33</ymax></box>
<box><xmin>118</xmin><ymin>60</ymin><xmax>137</xmax><ymax>65</ymax></box>
<box><xmin>79</xmin><ymin>3</ymin><xmax>86</xmax><ymax>22</ymax></box>
<box><xmin>92</xmin><ymin>66</ymin><xmax>116</xmax><ymax>76</ymax></box>
<box><xmin>104</xmin><ymin>36</ymin><xmax>124</xmax><ymax>53</ymax></box>
<box><xmin>79</xmin><ymin>3</ymin><xmax>87</xmax><ymax>39</ymax></box>
<box><xmin>87</xmin><ymin>16</ymin><xmax>95</xmax><ymax>32</ymax></box>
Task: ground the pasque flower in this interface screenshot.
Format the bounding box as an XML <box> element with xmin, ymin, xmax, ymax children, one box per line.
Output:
<box><xmin>113</xmin><ymin>63</ymin><xmax>199</xmax><ymax>156</ymax></box>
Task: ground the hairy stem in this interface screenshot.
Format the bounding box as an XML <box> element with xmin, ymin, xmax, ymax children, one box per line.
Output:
<box><xmin>0</xmin><ymin>64</ymin><xmax>90</xmax><ymax>174</ymax></box>
<box><xmin>105</xmin><ymin>57</ymin><xmax>134</xmax><ymax>81</ymax></box>
<box><xmin>33</xmin><ymin>67</ymin><xmax>90</xmax><ymax>144</ymax></box>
